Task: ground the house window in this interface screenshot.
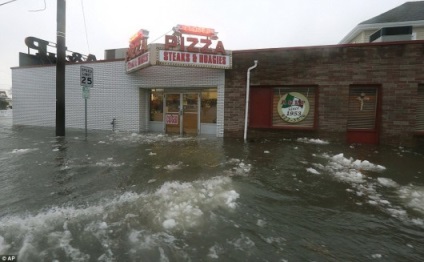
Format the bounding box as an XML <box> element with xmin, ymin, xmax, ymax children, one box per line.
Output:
<box><xmin>416</xmin><ymin>85</ymin><xmax>424</xmax><ymax>131</ymax></box>
<box><xmin>150</xmin><ymin>89</ymin><xmax>163</xmax><ymax>121</ymax></box>
<box><xmin>347</xmin><ymin>86</ymin><xmax>378</xmax><ymax>130</ymax></box>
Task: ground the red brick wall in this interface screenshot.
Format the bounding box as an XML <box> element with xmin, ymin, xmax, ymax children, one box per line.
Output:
<box><xmin>225</xmin><ymin>41</ymin><xmax>424</xmax><ymax>146</ymax></box>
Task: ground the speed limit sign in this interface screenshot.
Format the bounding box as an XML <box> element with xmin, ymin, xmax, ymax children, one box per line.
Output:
<box><xmin>80</xmin><ymin>66</ymin><xmax>93</xmax><ymax>87</ymax></box>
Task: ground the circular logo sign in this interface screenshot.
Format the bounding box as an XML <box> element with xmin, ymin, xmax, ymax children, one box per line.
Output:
<box><xmin>277</xmin><ymin>92</ymin><xmax>310</xmax><ymax>123</ymax></box>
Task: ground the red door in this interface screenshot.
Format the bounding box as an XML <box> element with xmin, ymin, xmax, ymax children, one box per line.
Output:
<box><xmin>249</xmin><ymin>88</ymin><xmax>272</xmax><ymax>128</ymax></box>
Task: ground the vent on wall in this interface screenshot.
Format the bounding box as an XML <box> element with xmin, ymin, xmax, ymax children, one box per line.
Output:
<box><xmin>369</xmin><ymin>26</ymin><xmax>413</xmax><ymax>43</ymax></box>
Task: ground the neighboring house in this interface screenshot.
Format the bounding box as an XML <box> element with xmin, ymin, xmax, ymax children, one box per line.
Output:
<box><xmin>340</xmin><ymin>1</ymin><xmax>424</xmax><ymax>44</ymax></box>
<box><xmin>0</xmin><ymin>90</ymin><xmax>11</xmax><ymax>109</ymax></box>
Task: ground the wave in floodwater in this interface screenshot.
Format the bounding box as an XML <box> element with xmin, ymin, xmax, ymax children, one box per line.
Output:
<box><xmin>306</xmin><ymin>152</ymin><xmax>424</xmax><ymax>227</ymax></box>
<box><xmin>0</xmin><ymin>176</ymin><xmax>241</xmax><ymax>261</ymax></box>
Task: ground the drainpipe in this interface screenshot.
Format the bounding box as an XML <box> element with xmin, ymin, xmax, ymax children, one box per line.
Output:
<box><xmin>244</xmin><ymin>60</ymin><xmax>258</xmax><ymax>142</ymax></box>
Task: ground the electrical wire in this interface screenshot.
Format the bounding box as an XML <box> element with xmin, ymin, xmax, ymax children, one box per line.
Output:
<box><xmin>150</xmin><ymin>30</ymin><xmax>173</xmax><ymax>44</ymax></box>
<box><xmin>0</xmin><ymin>0</ymin><xmax>17</xmax><ymax>7</ymax></box>
<box><xmin>29</xmin><ymin>0</ymin><xmax>46</xmax><ymax>12</ymax></box>
<box><xmin>80</xmin><ymin>0</ymin><xmax>91</xmax><ymax>54</ymax></box>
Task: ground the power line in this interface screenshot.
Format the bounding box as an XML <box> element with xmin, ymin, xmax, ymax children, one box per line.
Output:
<box><xmin>0</xmin><ymin>0</ymin><xmax>17</xmax><ymax>7</ymax></box>
<box><xmin>151</xmin><ymin>30</ymin><xmax>173</xmax><ymax>44</ymax></box>
<box><xmin>29</xmin><ymin>0</ymin><xmax>46</xmax><ymax>12</ymax></box>
<box><xmin>80</xmin><ymin>0</ymin><xmax>90</xmax><ymax>54</ymax></box>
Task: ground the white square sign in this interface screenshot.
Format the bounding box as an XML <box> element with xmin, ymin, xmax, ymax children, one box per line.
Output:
<box><xmin>80</xmin><ymin>66</ymin><xmax>93</xmax><ymax>87</ymax></box>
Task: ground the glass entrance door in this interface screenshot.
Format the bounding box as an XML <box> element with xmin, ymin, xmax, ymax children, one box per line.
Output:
<box><xmin>183</xmin><ymin>93</ymin><xmax>199</xmax><ymax>135</ymax></box>
<box><xmin>164</xmin><ymin>93</ymin><xmax>199</xmax><ymax>135</ymax></box>
<box><xmin>165</xmin><ymin>94</ymin><xmax>181</xmax><ymax>134</ymax></box>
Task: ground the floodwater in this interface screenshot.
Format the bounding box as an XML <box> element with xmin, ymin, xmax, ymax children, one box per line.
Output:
<box><xmin>1</xmin><ymin>110</ymin><xmax>424</xmax><ymax>262</ymax></box>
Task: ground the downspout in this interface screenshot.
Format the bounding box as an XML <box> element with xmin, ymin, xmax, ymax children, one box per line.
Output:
<box><xmin>244</xmin><ymin>60</ymin><xmax>258</xmax><ymax>142</ymax></box>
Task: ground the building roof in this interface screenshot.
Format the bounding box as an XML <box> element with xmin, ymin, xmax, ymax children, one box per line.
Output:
<box><xmin>340</xmin><ymin>1</ymin><xmax>424</xmax><ymax>43</ymax></box>
<box><xmin>360</xmin><ymin>1</ymin><xmax>424</xmax><ymax>25</ymax></box>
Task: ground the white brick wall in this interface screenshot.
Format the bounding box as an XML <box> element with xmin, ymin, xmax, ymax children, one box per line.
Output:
<box><xmin>12</xmin><ymin>61</ymin><xmax>225</xmax><ymax>136</ymax></box>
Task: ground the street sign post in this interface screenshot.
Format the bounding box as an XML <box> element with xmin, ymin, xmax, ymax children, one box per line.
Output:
<box><xmin>80</xmin><ymin>66</ymin><xmax>93</xmax><ymax>139</ymax></box>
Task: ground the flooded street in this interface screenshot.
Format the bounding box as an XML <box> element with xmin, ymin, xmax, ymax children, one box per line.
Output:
<box><xmin>1</xmin><ymin>110</ymin><xmax>424</xmax><ymax>261</ymax></box>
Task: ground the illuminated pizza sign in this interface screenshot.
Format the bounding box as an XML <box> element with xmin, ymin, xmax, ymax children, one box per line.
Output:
<box><xmin>125</xmin><ymin>25</ymin><xmax>232</xmax><ymax>72</ymax></box>
<box><xmin>126</xmin><ymin>29</ymin><xmax>150</xmax><ymax>73</ymax></box>
<box><xmin>159</xmin><ymin>24</ymin><xmax>232</xmax><ymax>69</ymax></box>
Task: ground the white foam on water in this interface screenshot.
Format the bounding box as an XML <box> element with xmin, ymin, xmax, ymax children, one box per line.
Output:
<box><xmin>11</xmin><ymin>148</ymin><xmax>38</xmax><ymax>154</ymax></box>
<box><xmin>325</xmin><ymin>153</ymin><xmax>386</xmax><ymax>172</ymax></box>
<box><xmin>207</xmin><ymin>244</ymin><xmax>221</xmax><ymax>259</ymax></box>
<box><xmin>95</xmin><ymin>158</ymin><xmax>125</xmax><ymax>168</ymax></box>
<box><xmin>371</xmin><ymin>253</ymin><xmax>382</xmax><ymax>259</ymax></box>
<box><xmin>148</xmin><ymin>179</ymin><xmax>157</xmax><ymax>184</ymax></box>
<box><xmin>0</xmin><ymin>235</ymin><xmax>10</xmax><ymax>253</ymax></box>
<box><xmin>151</xmin><ymin>176</ymin><xmax>239</xmax><ymax>231</ymax></box>
<box><xmin>398</xmin><ymin>185</ymin><xmax>424</xmax><ymax>215</ymax></box>
<box><xmin>297</xmin><ymin>137</ymin><xmax>330</xmax><ymax>145</ymax></box>
<box><xmin>225</xmin><ymin>159</ymin><xmax>251</xmax><ymax>176</ymax></box>
<box><xmin>128</xmin><ymin>230</ymin><xmax>176</xmax><ymax>251</ymax></box>
<box><xmin>311</xmin><ymin>152</ymin><xmax>424</xmax><ymax>227</ymax></box>
<box><xmin>306</xmin><ymin>167</ymin><xmax>320</xmax><ymax>175</ymax></box>
<box><xmin>313</xmin><ymin>153</ymin><xmax>386</xmax><ymax>184</ymax></box>
<box><xmin>59</xmin><ymin>222</ymin><xmax>91</xmax><ymax>262</ymax></box>
<box><xmin>163</xmin><ymin>161</ymin><xmax>183</xmax><ymax>171</ymax></box>
<box><xmin>227</xmin><ymin>233</ymin><xmax>255</xmax><ymax>251</ymax></box>
<box><xmin>158</xmin><ymin>247</ymin><xmax>170</xmax><ymax>262</ymax></box>
<box><xmin>0</xmin><ymin>203</ymin><xmax>104</xmax><ymax>261</ymax></box>
<box><xmin>256</xmin><ymin>219</ymin><xmax>266</xmax><ymax>227</ymax></box>
<box><xmin>108</xmin><ymin>133</ymin><xmax>196</xmax><ymax>145</ymax></box>
<box><xmin>377</xmin><ymin>177</ymin><xmax>399</xmax><ymax>188</ymax></box>
<box><xmin>259</xmin><ymin>234</ymin><xmax>286</xmax><ymax>255</ymax></box>
<box><xmin>0</xmin><ymin>176</ymin><xmax>239</xmax><ymax>260</ymax></box>
<box><xmin>162</xmin><ymin>219</ymin><xmax>177</xmax><ymax>229</ymax></box>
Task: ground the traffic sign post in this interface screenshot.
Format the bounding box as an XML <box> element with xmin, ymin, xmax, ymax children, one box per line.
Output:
<box><xmin>80</xmin><ymin>66</ymin><xmax>93</xmax><ymax>139</ymax></box>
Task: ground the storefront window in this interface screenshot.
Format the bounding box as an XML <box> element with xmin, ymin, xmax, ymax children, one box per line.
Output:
<box><xmin>150</xmin><ymin>89</ymin><xmax>163</xmax><ymax>121</ymax></box>
<box><xmin>201</xmin><ymin>89</ymin><xmax>217</xmax><ymax>123</ymax></box>
<box><xmin>272</xmin><ymin>87</ymin><xmax>316</xmax><ymax>128</ymax></box>
<box><xmin>347</xmin><ymin>86</ymin><xmax>378</xmax><ymax>129</ymax></box>
<box><xmin>249</xmin><ymin>86</ymin><xmax>317</xmax><ymax>129</ymax></box>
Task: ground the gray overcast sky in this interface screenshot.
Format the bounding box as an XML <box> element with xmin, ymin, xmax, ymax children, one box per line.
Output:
<box><xmin>0</xmin><ymin>0</ymin><xmax>420</xmax><ymax>90</ymax></box>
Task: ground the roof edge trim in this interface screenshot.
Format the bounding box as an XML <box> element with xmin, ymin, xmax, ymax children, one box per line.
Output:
<box><xmin>340</xmin><ymin>20</ymin><xmax>424</xmax><ymax>44</ymax></box>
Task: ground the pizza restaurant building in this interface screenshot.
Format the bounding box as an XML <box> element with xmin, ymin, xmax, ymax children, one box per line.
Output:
<box><xmin>11</xmin><ymin>25</ymin><xmax>424</xmax><ymax>147</ymax></box>
<box><xmin>227</xmin><ymin>41</ymin><xmax>424</xmax><ymax>147</ymax></box>
<box><xmin>13</xmin><ymin>25</ymin><xmax>231</xmax><ymax>137</ymax></box>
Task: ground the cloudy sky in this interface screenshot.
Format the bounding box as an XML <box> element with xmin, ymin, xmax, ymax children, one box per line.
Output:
<box><xmin>0</xmin><ymin>0</ymin><xmax>419</xmax><ymax>91</ymax></box>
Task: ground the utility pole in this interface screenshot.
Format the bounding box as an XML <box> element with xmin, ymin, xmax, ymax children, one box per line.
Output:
<box><xmin>56</xmin><ymin>0</ymin><xmax>66</xmax><ymax>136</ymax></box>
